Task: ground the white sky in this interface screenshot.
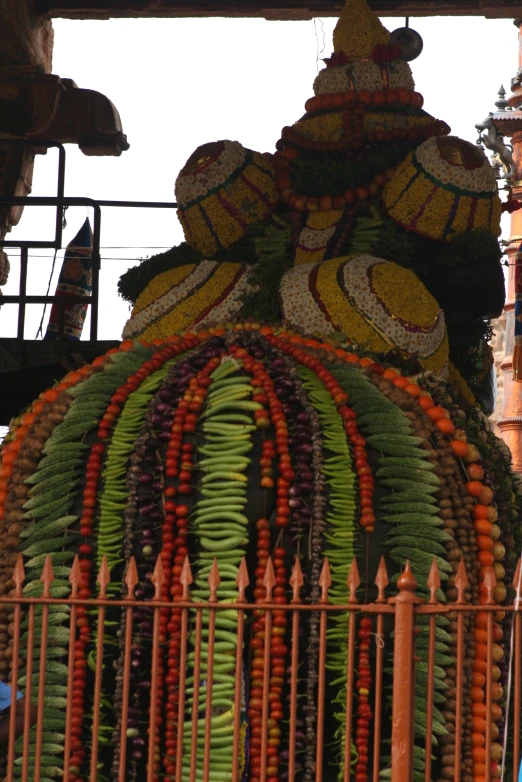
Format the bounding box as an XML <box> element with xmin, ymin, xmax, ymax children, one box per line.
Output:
<box><xmin>0</xmin><ymin>14</ymin><xmax>517</xmax><ymax>340</ymax></box>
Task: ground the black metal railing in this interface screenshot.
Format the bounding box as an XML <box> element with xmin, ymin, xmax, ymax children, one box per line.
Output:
<box><xmin>0</xmin><ymin>140</ymin><xmax>178</xmax><ymax>341</ymax></box>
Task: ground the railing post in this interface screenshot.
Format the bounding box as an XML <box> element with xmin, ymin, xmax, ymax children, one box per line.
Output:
<box><xmin>391</xmin><ymin>561</ymin><xmax>419</xmax><ymax>782</ymax></box>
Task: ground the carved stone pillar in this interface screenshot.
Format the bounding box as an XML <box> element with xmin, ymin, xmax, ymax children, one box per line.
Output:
<box><xmin>0</xmin><ymin>0</ymin><xmax>54</xmax><ymax>283</ymax></box>
<box><xmin>496</xmin><ymin>23</ymin><xmax>522</xmax><ymax>470</ymax></box>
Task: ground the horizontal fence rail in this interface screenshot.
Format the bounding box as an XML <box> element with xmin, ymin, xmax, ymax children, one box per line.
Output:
<box><xmin>0</xmin><ymin>553</ymin><xmax>520</xmax><ymax>782</ymax></box>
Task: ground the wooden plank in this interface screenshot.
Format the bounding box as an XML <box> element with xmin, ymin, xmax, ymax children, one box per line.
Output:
<box><xmin>34</xmin><ymin>0</ymin><xmax>522</xmax><ymax>20</ymax></box>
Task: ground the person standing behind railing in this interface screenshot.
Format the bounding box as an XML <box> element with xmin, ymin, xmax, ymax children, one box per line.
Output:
<box><xmin>0</xmin><ymin>681</ymin><xmax>36</xmax><ymax>745</ymax></box>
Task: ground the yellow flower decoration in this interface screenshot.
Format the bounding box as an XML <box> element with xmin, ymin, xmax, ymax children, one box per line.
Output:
<box><xmin>333</xmin><ymin>0</ymin><xmax>390</xmax><ymax>60</ymax></box>
<box><xmin>383</xmin><ymin>137</ymin><xmax>501</xmax><ymax>242</ymax></box>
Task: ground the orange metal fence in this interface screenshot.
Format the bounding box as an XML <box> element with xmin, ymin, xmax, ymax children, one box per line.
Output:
<box><xmin>1</xmin><ymin>552</ymin><xmax>521</xmax><ymax>782</ymax></box>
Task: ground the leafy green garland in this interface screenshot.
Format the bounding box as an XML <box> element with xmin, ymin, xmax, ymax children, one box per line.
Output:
<box><xmin>117</xmin><ymin>230</ymin><xmax>268</xmax><ymax>306</ymax></box>
<box><xmin>289</xmin><ymin>142</ymin><xmax>414</xmax><ymax>199</ymax></box>
<box><xmin>298</xmin><ymin>365</ymin><xmax>357</xmax><ymax>779</ymax></box>
<box><xmin>13</xmin><ymin>345</ymin><xmax>153</xmax><ymax>782</ymax></box>
<box><xmin>240</xmin><ymin>214</ymin><xmax>295</xmax><ymax>322</ymax></box>
<box><xmin>332</xmin><ymin>365</ymin><xmax>452</xmax><ymax>782</ymax></box>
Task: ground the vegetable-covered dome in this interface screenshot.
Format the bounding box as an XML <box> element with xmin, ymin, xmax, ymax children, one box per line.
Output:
<box><xmin>0</xmin><ymin>325</ymin><xmax>519</xmax><ymax>782</ymax></box>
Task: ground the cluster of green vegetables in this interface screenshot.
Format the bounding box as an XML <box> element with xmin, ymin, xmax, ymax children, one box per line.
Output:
<box><xmin>298</xmin><ymin>366</ymin><xmax>357</xmax><ymax>776</ymax></box>
<box><xmin>97</xmin><ymin>361</ymin><xmax>175</xmax><ymax>576</ymax></box>
<box><xmin>239</xmin><ymin>213</ymin><xmax>295</xmax><ymax>323</ymax></box>
<box><xmin>289</xmin><ymin>143</ymin><xmax>413</xmax><ymax>199</ymax></box>
<box><xmin>184</xmin><ymin>359</ymin><xmax>261</xmax><ymax>781</ymax></box>
<box><xmin>14</xmin><ymin>346</ymin><xmax>153</xmax><ymax>782</ymax></box>
<box><xmin>331</xmin><ymin>366</ymin><xmax>452</xmax><ymax>781</ymax></box>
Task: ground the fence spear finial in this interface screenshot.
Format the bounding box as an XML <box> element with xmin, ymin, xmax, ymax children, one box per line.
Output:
<box><xmin>319</xmin><ymin>558</ymin><xmax>332</xmax><ymax>604</ymax></box>
<box><xmin>263</xmin><ymin>557</ymin><xmax>276</xmax><ymax>601</ymax></box>
<box><xmin>152</xmin><ymin>555</ymin><xmax>165</xmax><ymax>600</ymax></box>
<box><xmin>347</xmin><ymin>558</ymin><xmax>360</xmax><ymax>603</ymax></box>
<box><xmin>12</xmin><ymin>554</ymin><xmax>25</xmax><ymax>597</ymax></box>
<box><xmin>208</xmin><ymin>558</ymin><xmax>221</xmax><ymax>602</ymax></box>
<box><xmin>125</xmin><ymin>557</ymin><xmax>139</xmax><ymax>599</ymax></box>
<box><xmin>180</xmin><ymin>555</ymin><xmax>193</xmax><ymax>600</ymax></box>
<box><xmin>427</xmin><ymin>559</ymin><xmax>441</xmax><ymax>604</ymax></box>
<box><xmin>454</xmin><ymin>558</ymin><xmax>469</xmax><ymax>605</ymax></box>
<box><xmin>97</xmin><ymin>556</ymin><xmax>111</xmax><ymax>598</ymax></box>
<box><xmin>290</xmin><ymin>557</ymin><xmax>304</xmax><ymax>604</ymax></box>
<box><xmin>374</xmin><ymin>556</ymin><xmax>388</xmax><ymax>604</ymax></box>
<box><xmin>236</xmin><ymin>558</ymin><xmax>250</xmax><ymax>602</ymax></box>
<box><xmin>41</xmin><ymin>554</ymin><xmax>55</xmax><ymax>598</ymax></box>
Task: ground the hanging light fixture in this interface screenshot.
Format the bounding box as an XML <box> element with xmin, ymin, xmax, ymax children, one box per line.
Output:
<box><xmin>390</xmin><ymin>17</ymin><xmax>424</xmax><ymax>62</ymax></box>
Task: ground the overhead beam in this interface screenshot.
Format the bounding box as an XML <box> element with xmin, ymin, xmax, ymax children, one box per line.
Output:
<box><xmin>33</xmin><ymin>0</ymin><xmax>522</xmax><ymax>20</ymax></box>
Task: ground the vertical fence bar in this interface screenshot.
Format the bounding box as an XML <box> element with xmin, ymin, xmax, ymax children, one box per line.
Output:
<box><xmin>512</xmin><ymin>559</ymin><xmax>522</xmax><ymax>779</ymax></box>
<box><xmin>147</xmin><ymin>558</ymin><xmax>165</xmax><ymax>782</ymax></box>
<box><xmin>17</xmin><ymin>247</ymin><xmax>28</xmax><ymax>342</ymax></box>
<box><xmin>20</xmin><ymin>602</ymin><xmax>35</xmax><ymax>782</ymax></box>
<box><xmin>424</xmin><ymin>561</ymin><xmax>441</xmax><ymax>782</ymax></box>
<box><xmin>315</xmin><ymin>559</ymin><xmax>331</xmax><ymax>782</ymax></box>
<box><xmin>288</xmin><ymin>559</ymin><xmax>303</xmax><ymax>782</ymax></box>
<box><xmin>6</xmin><ymin>557</ymin><xmax>25</xmax><ymax>782</ymax></box>
<box><xmin>202</xmin><ymin>560</ymin><xmax>221</xmax><ymax>782</ymax></box>
<box><xmin>33</xmin><ymin>557</ymin><xmax>54</xmax><ymax>782</ymax></box>
<box><xmin>90</xmin><ymin>205</ymin><xmax>102</xmax><ymax>341</ymax></box>
<box><xmin>55</xmin><ymin>144</ymin><xmax>66</xmax><ymax>249</ymax></box>
<box><xmin>177</xmin><ymin>557</ymin><xmax>192</xmax><ymax>782</ymax></box>
<box><xmin>453</xmin><ymin>560</ymin><xmax>469</xmax><ymax>782</ymax></box>
<box><xmin>391</xmin><ymin>561</ymin><xmax>418</xmax><ymax>782</ymax></box>
<box><xmin>187</xmin><ymin>608</ymin><xmax>201</xmax><ymax>782</ymax></box>
<box><xmin>119</xmin><ymin>558</ymin><xmax>139</xmax><ymax>782</ymax></box>
<box><xmin>344</xmin><ymin>559</ymin><xmax>360</xmax><ymax>782</ymax></box>
<box><xmin>63</xmin><ymin>557</ymin><xmax>82</xmax><ymax>782</ymax></box>
<box><xmin>259</xmin><ymin>559</ymin><xmax>275</xmax><ymax>782</ymax></box>
<box><xmin>484</xmin><ymin>567</ymin><xmax>497</xmax><ymax>782</ymax></box>
<box><xmin>373</xmin><ymin>558</ymin><xmax>388</xmax><ymax>782</ymax></box>
<box><xmin>232</xmin><ymin>560</ymin><xmax>249</xmax><ymax>782</ymax></box>
<box><xmin>90</xmin><ymin>558</ymin><xmax>110</xmax><ymax>782</ymax></box>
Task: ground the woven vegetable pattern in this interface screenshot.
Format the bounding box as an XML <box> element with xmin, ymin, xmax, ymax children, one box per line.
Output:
<box><xmin>0</xmin><ymin>324</ymin><xmax>519</xmax><ymax>782</ymax></box>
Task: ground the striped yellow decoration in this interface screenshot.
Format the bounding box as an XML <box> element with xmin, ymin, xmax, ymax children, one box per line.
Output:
<box><xmin>383</xmin><ymin>141</ymin><xmax>501</xmax><ymax>242</ymax></box>
<box><xmin>308</xmin><ymin>211</ymin><xmax>344</xmax><ymax>229</ymax></box>
<box><xmin>295</xmin><ymin>247</ymin><xmax>332</xmax><ymax>266</ymax></box>
<box><xmin>140</xmin><ymin>262</ymin><xmax>243</xmax><ymax>340</ymax></box>
<box><xmin>182</xmin><ymin>205</ymin><xmax>217</xmax><ymax>257</ymax></box>
<box><xmin>294</xmin><ymin>210</ymin><xmax>344</xmax><ymax>266</ymax></box>
<box><xmin>315</xmin><ymin>258</ymin><xmax>389</xmax><ymax>353</ymax></box>
<box><xmin>176</xmin><ymin>144</ymin><xmax>278</xmax><ymax>257</ymax></box>
<box><xmin>293</xmin><ymin>113</ymin><xmax>344</xmax><ymax>143</ymax></box>
<box><xmin>132</xmin><ymin>265</ymin><xmax>196</xmax><ymax>316</ymax></box>
<box><xmin>414</xmin><ymin>188</ymin><xmax>454</xmax><ymax>238</ymax></box>
<box><xmin>370</xmin><ymin>262</ymin><xmax>440</xmax><ymax>330</ymax></box>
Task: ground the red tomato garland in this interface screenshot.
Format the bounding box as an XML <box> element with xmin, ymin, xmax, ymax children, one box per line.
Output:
<box><xmin>163</xmin><ymin>356</ymin><xmax>220</xmax><ymax>781</ymax></box>
<box><xmin>354</xmin><ymin>617</ymin><xmax>373</xmax><ymax>782</ymax></box>
<box><xmin>266</xmin><ymin>335</ymin><xmax>376</xmax><ymax>532</ymax></box>
<box><xmin>248</xmin><ymin>520</ymin><xmax>288</xmax><ymax>782</ymax></box>
<box><xmin>70</xmin><ymin>339</ymin><xmax>199</xmax><ymax>782</ymax></box>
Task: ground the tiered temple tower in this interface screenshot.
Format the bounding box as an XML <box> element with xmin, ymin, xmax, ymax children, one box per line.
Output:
<box><xmin>491</xmin><ymin>21</ymin><xmax>522</xmax><ymax>469</ymax></box>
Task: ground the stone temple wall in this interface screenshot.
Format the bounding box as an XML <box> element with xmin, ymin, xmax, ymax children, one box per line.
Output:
<box><xmin>491</xmin><ymin>311</ymin><xmax>506</xmax><ymax>434</ymax></box>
